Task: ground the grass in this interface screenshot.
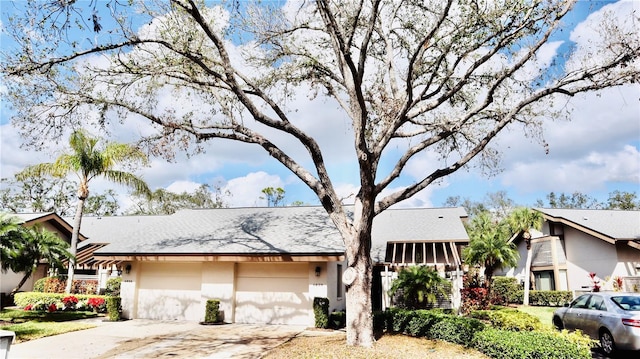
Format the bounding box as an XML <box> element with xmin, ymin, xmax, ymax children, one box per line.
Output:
<box><xmin>514</xmin><ymin>305</ymin><xmax>558</xmax><ymax>328</ymax></box>
<box><xmin>264</xmin><ymin>333</ymin><xmax>489</xmax><ymax>359</ymax></box>
<box><xmin>0</xmin><ymin>321</ymin><xmax>96</xmax><ymax>343</ymax></box>
<box><xmin>0</xmin><ymin>308</ymin><xmax>99</xmax><ymax>322</ymax></box>
<box><xmin>0</xmin><ymin>309</ymin><xmax>99</xmax><ymax>343</ymax></box>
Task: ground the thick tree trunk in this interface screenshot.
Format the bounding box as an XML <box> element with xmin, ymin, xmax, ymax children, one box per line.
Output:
<box><xmin>344</xmin><ymin>200</ymin><xmax>375</xmax><ymax>347</ymax></box>
<box><xmin>65</xmin><ymin>196</ymin><xmax>85</xmax><ymax>294</ymax></box>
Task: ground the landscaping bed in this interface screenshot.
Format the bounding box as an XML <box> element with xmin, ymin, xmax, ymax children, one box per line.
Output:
<box><xmin>264</xmin><ymin>333</ymin><xmax>489</xmax><ymax>359</ymax></box>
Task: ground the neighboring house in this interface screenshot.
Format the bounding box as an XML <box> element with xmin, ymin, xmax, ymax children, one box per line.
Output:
<box><xmin>87</xmin><ymin>206</ymin><xmax>469</xmax><ymax>326</ymax></box>
<box><xmin>507</xmin><ymin>208</ymin><xmax>640</xmax><ymax>293</ymax></box>
<box><xmin>0</xmin><ymin>212</ymin><xmax>84</xmax><ymax>295</ymax></box>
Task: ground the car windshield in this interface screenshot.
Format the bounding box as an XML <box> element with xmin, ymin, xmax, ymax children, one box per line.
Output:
<box><xmin>611</xmin><ymin>295</ymin><xmax>640</xmax><ymax>311</ymax></box>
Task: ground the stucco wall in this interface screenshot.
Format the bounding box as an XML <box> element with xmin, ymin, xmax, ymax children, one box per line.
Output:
<box><xmin>564</xmin><ymin>227</ymin><xmax>618</xmax><ymax>291</ymax></box>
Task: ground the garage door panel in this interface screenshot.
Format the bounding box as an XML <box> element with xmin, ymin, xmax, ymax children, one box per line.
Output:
<box><xmin>235</xmin><ymin>263</ymin><xmax>312</xmax><ymax>325</ymax></box>
<box><xmin>136</xmin><ymin>262</ymin><xmax>202</xmax><ymax>321</ymax></box>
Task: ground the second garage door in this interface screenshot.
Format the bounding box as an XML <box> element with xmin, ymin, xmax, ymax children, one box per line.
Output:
<box><xmin>235</xmin><ymin>262</ymin><xmax>312</xmax><ymax>326</ymax></box>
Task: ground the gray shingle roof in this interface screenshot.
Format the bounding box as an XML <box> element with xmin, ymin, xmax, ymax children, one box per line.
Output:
<box><xmin>93</xmin><ymin>206</ymin><xmax>469</xmax><ymax>258</ymax></box>
<box><xmin>535</xmin><ymin>208</ymin><xmax>640</xmax><ymax>240</ymax></box>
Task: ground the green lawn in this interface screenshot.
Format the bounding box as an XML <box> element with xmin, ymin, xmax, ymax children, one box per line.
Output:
<box><xmin>0</xmin><ymin>309</ymin><xmax>100</xmax><ymax>343</ymax></box>
<box><xmin>514</xmin><ymin>305</ymin><xmax>559</xmax><ymax>328</ymax></box>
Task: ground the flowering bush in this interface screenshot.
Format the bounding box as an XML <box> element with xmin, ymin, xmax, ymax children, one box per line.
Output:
<box><xmin>87</xmin><ymin>297</ymin><xmax>106</xmax><ymax>313</ymax></box>
<box><xmin>48</xmin><ymin>303</ymin><xmax>57</xmax><ymax>312</ymax></box>
<box><xmin>589</xmin><ymin>272</ymin><xmax>601</xmax><ymax>292</ymax></box>
<box><xmin>62</xmin><ymin>295</ymin><xmax>79</xmax><ymax>309</ymax></box>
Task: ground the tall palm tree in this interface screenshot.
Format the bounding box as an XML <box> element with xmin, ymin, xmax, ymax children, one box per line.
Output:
<box><xmin>16</xmin><ymin>129</ymin><xmax>151</xmax><ymax>293</ymax></box>
<box><xmin>507</xmin><ymin>207</ymin><xmax>544</xmax><ymax>306</ymax></box>
<box><xmin>463</xmin><ymin>212</ymin><xmax>519</xmax><ymax>291</ymax></box>
<box><xmin>4</xmin><ymin>224</ymin><xmax>74</xmax><ymax>295</ymax></box>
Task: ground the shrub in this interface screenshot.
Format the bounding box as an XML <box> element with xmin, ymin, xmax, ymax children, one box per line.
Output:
<box><xmin>105</xmin><ymin>277</ymin><xmax>122</xmax><ymax>297</ymax></box>
<box><xmin>313</xmin><ymin>297</ymin><xmax>330</xmax><ymax>329</ymax></box>
<box><xmin>33</xmin><ymin>277</ymin><xmax>47</xmax><ymax>292</ymax></box>
<box><xmin>386</xmin><ymin>307</ymin><xmax>418</xmax><ymax>334</ymax></box>
<box><xmin>328</xmin><ymin>311</ymin><xmax>345</xmax><ymax>329</ymax></box>
<box><xmin>42</xmin><ymin>277</ymin><xmax>66</xmax><ymax>293</ymax></box>
<box><xmin>473</xmin><ymin>328</ymin><xmax>592</xmax><ymax>359</ymax></box>
<box><xmin>528</xmin><ymin>290</ymin><xmax>573</xmax><ymax>306</ymax></box>
<box><xmin>106</xmin><ymin>297</ymin><xmax>122</xmax><ymax>321</ymax></box>
<box><xmin>470</xmin><ymin>308</ymin><xmax>542</xmax><ymax>331</ymax></box>
<box><xmin>428</xmin><ymin>316</ymin><xmax>484</xmax><ymax>346</ymax></box>
<box><xmin>460</xmin><ymin>287</ymin><xmax>490</xmax><ymax>314</ymax></box>
<box><xmin>204</xmin><ymin>299</ymin><xmax>221</xmax><ymax>323</ymax></box>
<box><xmin>490</xmin><ymin>277</ymin><xmax>521</xmax><ymax>305</ymax></box>
<box><xmin>389</xmin><ymin>266</ymin><xmax>450</xmax><ymax>309</ymax></box>
<box><xmin>62</xmin><ymin>295</ymin><xmax>79</xmax><ymax>310</ymax></box>
<box><xmin>87</xmin><ymin>297</ymin><xmax>106</xmax><ymax>312</ymax></box>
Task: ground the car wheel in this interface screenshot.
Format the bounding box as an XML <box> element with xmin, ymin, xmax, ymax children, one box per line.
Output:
<box><xmin>599</xmin><ymin>329</ymin><xmax>616</xmax><ymax>356</ymax></box>
<box><xmin>552</xmin><ymin>316</ymin><xmax>564</xmax><ymax>330</ymax></box>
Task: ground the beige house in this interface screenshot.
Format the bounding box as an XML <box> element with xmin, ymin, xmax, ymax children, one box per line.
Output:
<box><xmin>508</xmin><ymin>208</ymin><xmax>640</xmax><ymax>293</ymax></box>
<box><xmin>85</xmin><ymin>206</ymin><xmax>469</xmax><ymax>326</ymax></box>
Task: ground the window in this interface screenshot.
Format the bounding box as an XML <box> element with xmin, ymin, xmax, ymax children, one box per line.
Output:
<box><xmin>337</xmin><ymin>264</ymin><xmax>343</xmax><ymax>298</ymax></box>
<box><xmin>534</xmin><ymin>270</ymin><xmax>555</xmax><ymax>291</ymax></box>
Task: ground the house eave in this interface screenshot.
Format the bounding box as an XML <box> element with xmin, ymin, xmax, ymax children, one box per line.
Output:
<box><xmin>538</xmin><ymin>212</ymin><xmax>616</xmax><ymax>244</ymax></box>
<box><xmin>94</xmin><ymin>253</ymin><xmax>346</xmax><ymax>262</ymax></box>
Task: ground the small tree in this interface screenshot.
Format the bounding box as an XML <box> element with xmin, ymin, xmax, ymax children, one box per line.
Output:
<box><xmin>463</xmin><ymin>212</ymin><xmax>519</xmax><ymax>292</ymax></box>
<box><xmin>0</xmin><ymin>217</ymin><xmax>74</xmax><ymax>295</ymax></box>
<box><xmin>389</xmin><ymin>266</ymin><xmax>449</xmax><ymax>310</ymax></box>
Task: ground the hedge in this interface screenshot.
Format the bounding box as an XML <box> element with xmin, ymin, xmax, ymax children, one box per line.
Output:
<box><xmin>377</xmin><ymin>307</ymin><xmax>592</xmax><ymax>359</ymax></box>
<box><xmin>474</xmin><ymin>328</ymin><xmax>592</xmax><ymax>359</ymax></box>
<box><xmin>14</xmin><ymin>292</ymin><xmax>107</xmax><ymax>312</ymax></box>
<box><xmin>470</xmin><ymin>308</ymin><xmax>543</xmax><ymax>331</ymax></box>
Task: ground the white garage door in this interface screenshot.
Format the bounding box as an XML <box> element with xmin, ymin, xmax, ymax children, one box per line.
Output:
<box><xmin>235</xmin><ymin>263</ymin><xmax>312</xmax><ymax>326</ymax></box>
<box><xmin>137</xmin><ymin>262</ymin><xmax>202</xmax><ymax>321</ymax></box>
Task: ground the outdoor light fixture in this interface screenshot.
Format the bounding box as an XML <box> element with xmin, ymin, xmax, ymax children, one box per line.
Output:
<box><xmin>315</xmin><ymin>266</ymin><xmax>321</xmax><ymax>277</ymax></box>
<box><xmin>125</xmin><ymin>264</ymin><xmax>132</xmax><ymax>274</ymax></box>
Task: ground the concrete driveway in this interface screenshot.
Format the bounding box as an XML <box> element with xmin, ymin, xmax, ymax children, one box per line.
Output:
<box><xmin>8</xmin><ymin>319</ymin><xmax>307</xmax><ymax>358</ymax></box>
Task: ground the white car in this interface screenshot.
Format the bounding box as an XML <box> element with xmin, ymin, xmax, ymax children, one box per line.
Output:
<box><xmin>553</xmin><ymin>292</ymin><xmax>640</xmax><ymax>355</ymax></box>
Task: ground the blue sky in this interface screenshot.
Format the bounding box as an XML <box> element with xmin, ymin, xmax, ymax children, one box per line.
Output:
<box><xmin>0</xmin><ymin>0</ymin><xmax>639</xmax><ymax>211</ymax></box>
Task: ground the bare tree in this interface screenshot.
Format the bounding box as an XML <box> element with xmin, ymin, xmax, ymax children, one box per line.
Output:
<box><xmin>2</xmin><ymin>0</ymin><xmax>638</xmax><ymax>346</ymax></box>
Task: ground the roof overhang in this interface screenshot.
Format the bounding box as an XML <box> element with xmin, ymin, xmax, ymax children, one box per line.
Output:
<box><xmin>94</xmin><ymin>253</ymin><xmax>345</xmax><ymax>263</ymax></box>
<box><xmin>19</xmin><ymin>212</ymin><xmax>87</xmax><ymax>242</ymax></box>
<box><xmin>537</xmin><ymin>211</ymin><xmax>616</xmax><ymax>244</ymax></box>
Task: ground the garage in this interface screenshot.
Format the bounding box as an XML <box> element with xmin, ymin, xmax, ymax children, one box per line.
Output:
<box><xmin>234</xmin><ymin>262</ymin><xmax>312</xmax><ymax>326</ymax></box>
<box><xmin>136</xmin><ymin>262</ymin><xmax>203</xmax><ymax>321</ymax></box>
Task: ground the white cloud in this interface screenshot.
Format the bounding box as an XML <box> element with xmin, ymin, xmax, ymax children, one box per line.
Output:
<box><xmin>502</xmin><ymin>145</ymin><xmax>640</xmax><ymax>193</ymax></box>
<box><xmin>220</xmin><ymin>171</ymin><xmax>284</xmax><ymax>207</ymax></box>
<box><xmin>166</xmin><ymin>180</ymin><xmax>203</xmax><ymax>194</ymax></box>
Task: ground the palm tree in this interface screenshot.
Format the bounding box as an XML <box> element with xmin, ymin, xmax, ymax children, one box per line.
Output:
<box><xmin>389</xmin><ymin>265</ymin><xmax>449</xmax><ymax>309</ymax></box>
<box><xmin>16</xmin><ymin>129</ymin><xmax>151</xmax><ymax>293</ymax></box>
<box><xmin>0</xmin><ymin>213</ymin><xmax>23</xmax><ymax>268</ymax></box>
<box><xmin>3</xmin><ymin>224</ymin><xmax>74</xmax><ymax>295</ymax></box>
<box><xmin>463</xmin><ymin>212</ymin><xmax>519</xmax><ymax>291</ymax></box>
<box><xmin>507</xmin><ymin>207</ymin><xmax>543</xmax><ymax>306</ymax></box>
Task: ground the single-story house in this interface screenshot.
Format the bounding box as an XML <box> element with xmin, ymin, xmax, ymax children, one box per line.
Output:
<box><xmin>84</xmin><ymin>206</ymin><xmax>470</xmax><ymax>326</ymax></box>
<box><xmin>507</xmin><ymin>208</ymin><xmax>640</xmax><ymax>293</ymax></box>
